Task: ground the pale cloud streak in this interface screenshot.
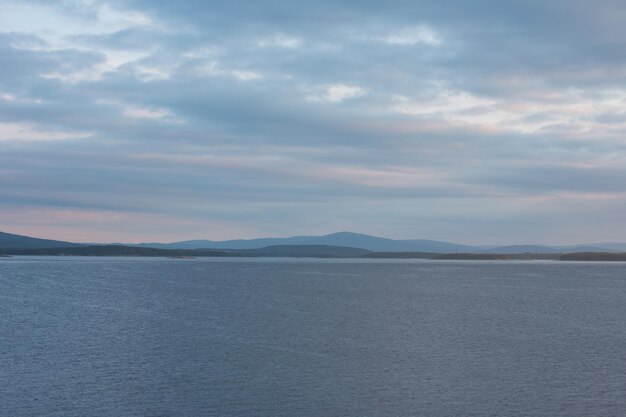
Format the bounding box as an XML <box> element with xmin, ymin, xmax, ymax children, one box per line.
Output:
<box><xmin>0</xmin><ymin>122</ymin><xmax>91</xmax><ymax>142</ymax></box>
<box><xmin>306</xmin><ymin>84</ymin><xmax>366</xmax><ymax>102</ymax></box>
<box><xmin>381</xmin><ymin>26</ymin><xmax>441</xmax><ymax>46</ymax></box>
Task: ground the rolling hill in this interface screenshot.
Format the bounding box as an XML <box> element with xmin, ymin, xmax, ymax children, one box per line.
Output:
<box><xmin>3</xmin><ymin>230</ymin><xmax>626</xmax><ymax>255</ymax></box>
<box><xmin>0</xmin><ymin>231</ymin><xmax>81</xmax><ymax>249</ymax></box>
<box><xmin>131</xmin><ymin>231</ymin><xmax>481</xmax><ymax>253</ymax></box>
<box><xmin>228</xmin><ymin>244</ymin><xmax>372</xmax><ymax>257</ymax></box>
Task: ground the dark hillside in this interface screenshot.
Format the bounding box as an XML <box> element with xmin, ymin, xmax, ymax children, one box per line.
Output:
<box><xmin>0</xmin><ymin>231</ymin><xmax>81</xmax><ymax>249</ymax></box>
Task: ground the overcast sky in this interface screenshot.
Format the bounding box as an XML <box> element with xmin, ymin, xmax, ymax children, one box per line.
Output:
<box><xmin>1</xmin><ymin>0</ymin><xmax>626</xmax><ymax>244</ymax></box>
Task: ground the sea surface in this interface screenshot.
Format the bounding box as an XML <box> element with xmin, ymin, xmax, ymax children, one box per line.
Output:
<box><xmin>1</xmin><ymin>257</ymin><xmax>626</xmax><ymax>416</ymax></box>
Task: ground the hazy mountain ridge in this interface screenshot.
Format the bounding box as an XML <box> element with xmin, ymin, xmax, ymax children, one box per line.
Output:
<box><xmin>128</xmin><ymin>232</ymin><xmax>623</xmax><ymax>254</ymax></box>
<box><xmin>0</xmin><ymin>231</ymin><xmax>82</xmax><ymax>249</ymax></box>
<box><xmin>226</xmin><ymin>245</ymin><xmax>372</xmax><ymax>257</ymax></box>
<box><xmin>2</xmin><ymin>230</ymin><xmax>625</xmax><ymax>254</ymax></box>
<box><xmin>0</xmin><ymin>244</ymin><xmax>371</xmax><ymax>258</ymax></box>
<box><xmin>130</xmin><ymin>232</ymin><xmax>481</xmax><ymax>253</ymax></box>
<box><xmin>481</xmin><ymin>244</ymin><xmax>617</xmax><ymax>254</ymax></box>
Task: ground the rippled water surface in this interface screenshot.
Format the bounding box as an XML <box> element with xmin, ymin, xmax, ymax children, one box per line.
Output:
<box><xmin>2</xmin><ymin>257</ymin><xmax>626</xmax><ymax>416</ymax></box>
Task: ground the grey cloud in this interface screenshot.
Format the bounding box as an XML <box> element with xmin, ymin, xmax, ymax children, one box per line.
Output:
<box><xmin>2</xmin><ymin>0</ymin><xmax>626</xmax><ymax>243</ymax></box>
<box><xmin>472</xmin><ymin>165</ymin><xmax>626</xmax><ymax>193</ymax></box>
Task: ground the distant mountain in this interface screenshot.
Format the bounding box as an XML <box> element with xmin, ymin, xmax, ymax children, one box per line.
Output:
<box><xmin>560</xmin><ymin>252</ymin><xmax>626</xmax><ymax>261</ymax></box>
<box><xmin>562</xmin><ymin>245</ymin><xmax>620</xmax><ymax>253</ymax></box>
<box><xmin>435</xmin><ymin>253</ymin><xmax>512</xmax><ymax>260</ymax></box>
<box><xmin>0</xmin><ymin>231</ymin><xmax>81</xmax><ymax>249</ymax></box>
<box><xmin>132</xmin><ymin>232</ymin><xmax>480</xmax><ymax>253</ymax></box>
<box><xmin>130</xmin><ymin>232</ymin><xmax>623</xmax><ymax>253</ymax></box>
<box><xmin>482</xmin><ymin>245</ymin><xmax>558</xmax><ymax>254</ymax></box>
<box><xmin>3</xmin><ymin>229</ymin><xmax>625</xmax><ymax>255</ymax></box>
<box><xmin>2</xmin><ymin>244</ymin><xmax>370</xmax><ymax>258</ymax></box>
<box><xmin>582</xmin><ymin>243</ymin><xmax>626</xmax><ymax>252</ymax></box>
<box><xmin>1</xmin><ymin>245</ymin><xmax>226</xmax><ymax>257</ymax></box>
<box><xmin>228</xmin><ymin>244</ymin><xmax>372</xmax><ymax>257</ymax></box>
<box><xmin>484</xmin><ymin>244</ymin><xmax>618</xmax><ymax>254</ymax></box>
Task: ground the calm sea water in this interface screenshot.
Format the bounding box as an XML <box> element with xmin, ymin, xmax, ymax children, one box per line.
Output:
<box><xmin>1</xmin><ymin>257</ymin><xmax>626</xmax><ymax>416</ymax></box>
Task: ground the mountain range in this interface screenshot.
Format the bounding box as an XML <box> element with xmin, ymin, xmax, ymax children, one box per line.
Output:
<box><xmin>127</xmin><ymin>231</ymin><xmax>624</xmax><ymax>253</ymax></box>
<box><xmin>2</xmin><ymin>230</ymin><xmax>626</xmax><ymax>254</ymax></box>
<box><xmin>0</xmin><ymin>231</ymin><xmax>80</xmax><ymax>249</ymax></box>
<box><xmin>128</xmin><ymin>231</ymin><xmax>481</xmax><ymax>252</ymax></box>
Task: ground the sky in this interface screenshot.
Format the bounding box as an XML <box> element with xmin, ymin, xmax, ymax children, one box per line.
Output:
<box><xmin>1</xmin><ymin>0</ymin><xmax>626</xmax><ymax>244</ymax></box>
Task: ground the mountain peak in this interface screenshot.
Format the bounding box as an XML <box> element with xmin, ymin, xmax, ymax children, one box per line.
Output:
<box><xmin>323</xmin><ymin>231</ymin><xmax>375</xmax><ymax>238</ymax></box>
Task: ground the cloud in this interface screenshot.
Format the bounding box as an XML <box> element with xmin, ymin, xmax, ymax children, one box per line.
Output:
<box><xmin>257</xmin><ymin>35</ymin><xmax>302</xmax><ymax>49</ymax></box>
<box><xmin>0</xmin><ymin>122</ymin><xmax>91</xmax><ymax>142</ymax></box>
<box><xmin>381</xmin><ymin>26</ymin><xmax>441</xmax><ymax>46</ymax></box>
<box><xmin>306</xmin><ymin>84</ymin><xmax>366</xmax><ymax>102</ymax></box>
<box><xmin>190</xmin><ymin>60</ymin><xmax>263</xmax><ymax>81</ymax></box>
<box><xmin>2</xmin><ymin>0</ymin><xmax>626</xmax><ymax>243</ymax></box>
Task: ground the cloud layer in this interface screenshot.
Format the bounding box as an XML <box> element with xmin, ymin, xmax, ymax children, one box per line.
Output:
<box><xmin>2</xmin><ymin>0</ymin><xmax>626</xmax><ymax>244</ymax></box>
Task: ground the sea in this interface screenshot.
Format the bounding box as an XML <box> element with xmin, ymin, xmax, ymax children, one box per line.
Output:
<box><xmin>1</xmin><ymin>257</ymin><xmax>626</xmax><ymax>416</ymax></box>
